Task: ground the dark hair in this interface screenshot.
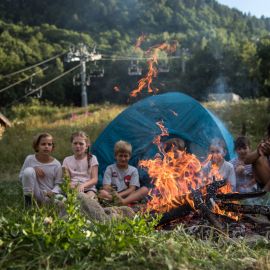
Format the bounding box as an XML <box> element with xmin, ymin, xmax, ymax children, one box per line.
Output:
<box><xmin>234</xmin><ymin>136</ymin><xmax>250</xmax><ymax>150</ymax></box>
<box><xmin>210</xmin><ymin>138</ymin><xmax>226</xmax><ymax>150</ymax></box>
<box><xmin>32</xmin><ymin>133</ymin><xmax>54</xmax><ymax>152</ymax></box>
<box><xmin>164</xmin><ymin>138</ymin><xmax>185</xmax><ymax>152</ymax></box>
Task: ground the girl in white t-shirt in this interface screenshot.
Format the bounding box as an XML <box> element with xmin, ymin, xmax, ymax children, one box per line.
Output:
<box><xmin>19</xmin><ymin>132</ymin><xmax>62</xmax><ymax>207</ymax></box>
<box><xmin>62</xmin><ymin>131</ymin><xmax>98</xmax><ymax>199</ymax></box>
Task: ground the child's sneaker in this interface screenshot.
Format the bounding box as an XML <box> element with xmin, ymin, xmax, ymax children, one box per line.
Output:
<box><xmin>24</xmin><ymin>195</ymin><xmax>32</xmax><ymax>209</ymax></box>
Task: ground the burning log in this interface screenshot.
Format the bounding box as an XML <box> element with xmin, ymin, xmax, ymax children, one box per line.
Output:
<box><xmin>190</xmin><ymin>187</ymin><xmax>223</xmax><ymax>230</ymax></box>
<box><xmin>219</xmin><ymin>202</ymin><xmax>270</xmax><ymax>216</ymax></box>
<box><xmin>139</xmin><ymin>124</ymin><xmax>269</xmax><ymax>233</ymax></box>
<box><xmin>216</xmin><ymin>191</ymin><xmax>267</xmax><ymax>201</ymax></box>
<box><xmin>157</xmin><ymin>204</ymin><xmax>192</xmax><ymax>226</ymax></box>
<box><xmin>205</xmin><ymin>178</ymin><xmax>227</xmax><ymax>208</ymax></box>
<box><xmin>155</xmin><ymin>180</ymin><xmax>228</xmax><ymax>228</ymax></box>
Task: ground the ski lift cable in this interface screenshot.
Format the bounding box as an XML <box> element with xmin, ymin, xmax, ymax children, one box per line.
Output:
<box><xmin>100</xmin><ymin>55</ymin><xmax>182</xmax><ymax>61</ymax></box>
<box><xmin>100</xmin><ymin>53</ymin><xmax>182</xmax><ymax>60</ymax></box>
<box><xmin>1</xmin><ymin>51</ymin><xmax>66</xmax><ymax>79</ymax></box>
<box><xmin>5</xmin><ymin>63</ymin><xmax>81</xmax><ymax>108</ymax></box>
<box><xmin>27</xmin><ymin>63</ymin><xmax>81</xmax><ymax>96</ymax></box>
<box><xmin>0</xmin><ymin>66</ymin><xmax>49</xmax><ymax>94</ymax></box>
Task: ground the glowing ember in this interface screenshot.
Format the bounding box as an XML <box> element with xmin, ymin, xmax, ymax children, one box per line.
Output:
<box><xmin>113</xmin><ymin>86</ymin><xmax>120</xmax><ymax>92</ymax></box>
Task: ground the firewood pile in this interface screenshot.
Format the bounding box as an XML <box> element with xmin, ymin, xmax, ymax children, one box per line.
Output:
<box><xmin>151</xmin><ymin>179</ymin><xmax>270</xmax><ymax>239</ymax></box>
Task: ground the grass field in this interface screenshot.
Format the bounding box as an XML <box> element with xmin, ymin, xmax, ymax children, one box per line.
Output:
<box><xmin>0</xmin><ymin>98</ymin><xmax>270</xmax><ymax>269</ymax></box>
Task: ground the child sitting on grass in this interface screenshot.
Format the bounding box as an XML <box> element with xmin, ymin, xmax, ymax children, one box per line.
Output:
<box><xmin>203</xmin><ymin>138</ymin><xmax>236</xmax><ymax>191</ymax></box>
<box><xmin>99</xmin><ymin>140</ymin><xmax>148</xmax><ymax>205</ymax></box>
<box><xmin>100</xmin><ymin>137</ymin><xmax>187</xmax><ymax>206</ymax></box>
<box><xmin>230</xmin><ymin>136</ymin><xmax>257</xmax><ymax>193</ymax></box>
<box><xmin>19</xmin><ymin>132</ymin><xmax>62</xmax><ymax>207</ymax></box>
<box><xmin>62</xmin><ymin>131</ymin><xmax>99</xmax><ymax>199</ymax></box>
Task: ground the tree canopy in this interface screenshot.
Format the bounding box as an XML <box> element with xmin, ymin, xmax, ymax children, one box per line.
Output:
<box><xmin>0</xmin><ymin>0</ymin><xmax>270</xmax><ymax>107</ymax></box>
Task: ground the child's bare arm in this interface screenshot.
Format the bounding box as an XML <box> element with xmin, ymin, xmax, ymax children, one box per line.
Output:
<box><xmin>245</xmin><ymin>139</ymin><xmax>270</xmax><ymax>165</ymax></box>
<box><xmin>34</xmin><ymin>167</ymin><xmax>45</xmax><ymax>178</ymax></box>
<box><xmin>244</xmin><ymin>141</ymin><xmax>263</xmax><ymax>164</ymax></box>
<box><xmin>103</xmin><ymin>184</ymin><xmax>113</xmax><ymax>191</ymax></box>
<box><xmin>118</xmin><ymin>185</ymin><xmax>136</xmax><ymax>198</ymax></box>
<box><xmin>260</xmin><ymin>140</ymin><xmax>270</xmax><ymax>156</ymax></box>
<box><xmin>78</xmin><ymin>165</ymin><xmax>98</xmax><ymax>192</ymax></box>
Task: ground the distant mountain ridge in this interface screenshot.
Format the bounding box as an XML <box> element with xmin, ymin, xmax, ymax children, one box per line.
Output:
<box><xmin>0</xmin><ymin>0</ymin><xmax>269</xmax><ymax>38</ymax></box>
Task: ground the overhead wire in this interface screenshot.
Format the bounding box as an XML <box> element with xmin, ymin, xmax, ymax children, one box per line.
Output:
<box><xmin>6</xmin><ymin>63</ymin><xmax>81</xmax><ymax>108</ymax></box>
<box><xmin>0</xmin><ymin>50</ymin><xmax>180</xmax><ymax>94</ymax></box>
<box><xmin>100</xmin><ymin>55</ymin><xmax>183</xmax><ymax>61</ymax></box>
<box><xmin>2</xmin><ymin>46</ymin><xmax>184</xmax><ymax>106</ymax></box>
<box><xmin>0</xmin><ymin>66</ymin><xmax>48</xmax><ymax>94</ymax></box>
<box><xmin>1</xmin><ymin>51</ymin><xmax>66</xmax><ymax>79</ymax></box>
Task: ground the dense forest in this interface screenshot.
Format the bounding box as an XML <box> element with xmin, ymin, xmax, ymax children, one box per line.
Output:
<box><xmin>0</xmin><ymin>0</ymin><xmax>270</xmax><ymax>108</ymax></box>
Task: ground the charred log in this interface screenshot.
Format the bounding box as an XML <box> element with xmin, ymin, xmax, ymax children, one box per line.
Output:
<box><xmin>219</xmin><ymin>202</ymin><xmax>270</xmax><ymax>216</ymax></box>
<box><xmin>191</xmin><ymin>187</ymin><xmax>223</xmax><ymax>230</ymax></box>
<box><xmin>205</xmin><ymin>179</ymin><xmax>227</xmax><ymax>208</ymax></box>
<box><xmin>157</xmin><ymin>204</ymin><xmax>192</xmax><ymax>226</ymax></box>
<box><xmin>216</xmin><ymin>191</ymin><xmax>267</xmax><ymax>201</ymax></box>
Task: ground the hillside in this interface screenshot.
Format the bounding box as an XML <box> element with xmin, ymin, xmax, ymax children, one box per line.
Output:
<box><xmin>0</xmin><ymin>0</ymin><xmax>270</xmax><ymax>108</ymax></box>
<box><xmin>1</xmin><ymin>0</ymin><xmax>270</xmax><ymax>37</ymax></box>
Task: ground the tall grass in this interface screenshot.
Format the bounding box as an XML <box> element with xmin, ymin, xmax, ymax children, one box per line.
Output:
<box><xmin>204</xmin><ymin>98</ymin><xmax>270</xmax><ymax>147</ymax></box>
<box><xmin>0</xmin><ymin>98</ymin><xmax>270</xmax><ymax>269</ymax></box>
<box><xmin>0</xmin><ymin>99</ymin><xmax>124</xmax><ymax>173</ymax></box>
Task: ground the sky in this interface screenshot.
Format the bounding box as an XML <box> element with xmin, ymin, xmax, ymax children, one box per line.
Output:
<box><xmin>217</xmin><ymin>0</ymin><xmax>270</xmax><ymax>18</ymax></box>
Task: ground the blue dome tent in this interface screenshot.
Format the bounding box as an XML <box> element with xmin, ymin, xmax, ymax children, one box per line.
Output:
<box><xmin>92</xmin><ymin>92</ymin><xmax>235</xmax><ymax>183</ymax></box>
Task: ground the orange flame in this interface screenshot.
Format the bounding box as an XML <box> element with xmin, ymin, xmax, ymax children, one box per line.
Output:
<box><xmin>130</xmin><ymin>42</ymin><xmax>177</xmax><ymax>97</ymax></box>
<box><xmin>140</xmin><ymin>123</ymin><xmax>239</xmax><ymax>220</ymax></box>
<box><xmin>153</xmin><ymin>121</ymin><xmax>169</xmax><ymax>154</ymax></box>
<box><xmin>140</xmin><ymin>150</ymin><xmax>206</xmax><ymax>213</ymax></box>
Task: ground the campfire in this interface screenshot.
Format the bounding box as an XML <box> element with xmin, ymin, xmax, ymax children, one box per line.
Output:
<box><xmin>126</xmin><ymin>38</ymin><xmax>270</xmax><ymax>238</ymax></box>
<box><xmin>138</xmin><ymin>122</ymin><xmax>270</xmax><ymax>237</ymax></box>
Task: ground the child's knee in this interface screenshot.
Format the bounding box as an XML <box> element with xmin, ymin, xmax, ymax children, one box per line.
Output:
<box><xmin>22</xmin><ymin>167</ymin><xmax>37</xmax><ymax>183</ymax></box>
<box><xmin>140</xmin><ymin>186</ymin><xmax>150</xmax><ymax>194</ymax></box>
<box><xmin>85</xmin><ymin>191</ymin><xmax>97</xmax><ymax>200</ymax></box>
<box><xmin>98</xmin><ymin>189</ymin><xmax>110</xmax><ymax>199</ymax></box>
<box><xmin>22</xmin><ymin>167</ymin><xmax>36</xmax><ymax>179</ymax></box>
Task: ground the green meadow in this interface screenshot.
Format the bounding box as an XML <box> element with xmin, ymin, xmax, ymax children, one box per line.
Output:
<box><xmin>0</xmin><ymin>98</ymin><xmax>270</xmax><ymax>270</ymax></box>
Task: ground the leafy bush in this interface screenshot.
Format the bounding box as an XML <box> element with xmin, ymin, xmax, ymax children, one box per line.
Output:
<box><xmin>10</xmin><ymin>98</ymin><xmax>60</xmax><ymax>120</ymax></box>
